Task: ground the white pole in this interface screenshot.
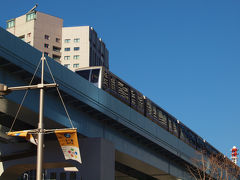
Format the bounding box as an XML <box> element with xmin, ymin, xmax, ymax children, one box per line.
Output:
<box><xmin>36</xmin><ymin>54</ymin><xmax>45</xmax><ymax>180</ymax></box>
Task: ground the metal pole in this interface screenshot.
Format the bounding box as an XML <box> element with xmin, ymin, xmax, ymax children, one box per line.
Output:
<box><xmin>36</xmin><ymin>54</ymin><xmax>45</xmax><ymax>180</ymax></box>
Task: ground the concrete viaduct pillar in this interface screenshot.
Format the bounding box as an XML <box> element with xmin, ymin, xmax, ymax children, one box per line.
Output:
<box><xmin>0</xmin><ymin>138</ymin><xmax>115</xmax><ymax>180</ymax></box>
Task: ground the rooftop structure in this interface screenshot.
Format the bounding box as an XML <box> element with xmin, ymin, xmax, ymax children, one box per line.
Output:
<box><xmin>6</xmin><ymin>10</ymin><xmax>109</xmax><ymax>71</ymax></box>
<box><xmin>6</xmin><ymin>11</ymin><xmax>62</xmax><ymax>62</ymax></box>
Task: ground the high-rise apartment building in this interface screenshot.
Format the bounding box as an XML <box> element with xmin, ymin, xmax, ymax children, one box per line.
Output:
<box><xmin>6</xmin><ymin>10</ymin><xmax>63</xmax><ymax>62</ymax></box>
<box><xmin>6</xmin><ymin>10</ymin><xmax>109</xmax><ymax>71</ymax></box>
<box><xmin>61</xmin><ymin>26</ymin><xmax>109</xmax><ymax>71</ymax></box>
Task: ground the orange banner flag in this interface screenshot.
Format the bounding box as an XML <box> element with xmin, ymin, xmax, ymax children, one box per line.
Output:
<box><xmin>55</xmin><ymin>129</ymin><xmax>82</xmax><ymax>164</ymax></box>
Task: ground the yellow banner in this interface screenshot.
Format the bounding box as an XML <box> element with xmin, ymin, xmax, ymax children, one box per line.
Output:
<box><xmin>55</xmin><ymin>129</ymin><xmax>82</xmax><ymax>164</ymax></box>
<box><xmin>7</xmin><ymin>130</ymin><xmax>28</xmax><ymax>137</ymax></box>
<box><xmin>7</xmin><ymin>128</ymin><xmax>81</xmax><ymax>163</ymax></box>
<box><xmin>7</xmin><ymin>130</ymin><xmax>37</xmax><ymax>145</ymax></box>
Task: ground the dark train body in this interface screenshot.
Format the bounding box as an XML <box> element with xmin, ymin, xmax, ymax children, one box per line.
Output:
<box><xmin>75</xmin><ymin>66</ymin><xmax>219</xmax><ymax>156</ymax></box>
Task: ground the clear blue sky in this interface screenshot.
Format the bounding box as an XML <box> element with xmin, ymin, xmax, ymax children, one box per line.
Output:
<box><xmin>1</xmin><ymin>0</ymin><xmax>240</xmax><ymax>159</ymax></box>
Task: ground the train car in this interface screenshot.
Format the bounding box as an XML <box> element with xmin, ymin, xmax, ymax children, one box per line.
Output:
<box><xmin>75</xmin><ymin>66</ymin><xmax>145</xmax><ymax>114</ymax></box>
<box><xmin>75</xmin><ymin>66</ymin><xmax>220</xmax><ymax>157</ymax></box>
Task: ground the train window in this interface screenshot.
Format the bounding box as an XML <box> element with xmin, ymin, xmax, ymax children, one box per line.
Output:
<box><xmin>91</xmin><ymin>69</ymin><xmax>100</xmax><ymax>83</ymax></box>
<box><xmin>102</xmin><ymin>71</ymin><xmax>109</xmax><ymax>90</ymax></box>
<box><xmin>117</xmin><ymin>80</ymin><xmax>130</xmax><ymax>103</ymax></box>
<box><xmin>172</xmin><ymin>120</ymin><xmax>178</xmax><ymax>136</ymax></box>
<box><xmin>157</xmin><ymin>110</ymin><xmax>168</xmax><ymax>130</ymax></box>
<box><xmin>110</xmin><ymin>76</ymin><xmax>117</xmax><ymax>91</ymax></box>
<box><xmin>146</xmin><ymin>99</ymin><xmax>152</xmax><ymax>117</ymax></box>
<box><xmin>179</xmin><ymin>125</ymin><xmax>189</xmax><ymax>144</ymax></box>
<box><xmin>162</xmin><ymin>114</ymin><xmax>167</xmax><ymax>127</ymax></box>
<box><xmin>76</xmin><ymin>70</ymin><xmax>90</xmax><ymax>81</ymax></box>
<box><xmin>157</xmin><ymin>110</ymin><xmax>162</xmax><ymax>122</ymax></box>
<box><xmin>152</xmin><ymin>105</ymin><xmax>157</xmax><ymax>120</ymax></box>
<box><xmin>130</xmin><ymin>89</ymin><xmax>137</xmax><ymax>107</ymax></box>
<box><xmin>137</xmin><ymin>94</ymin><xmax>144</xmax><ymax>113</ymax></box>
<box><xmin>168</xmin><ymin>118</ymin><xmax>173</xmax><ymax>132</ymax></box>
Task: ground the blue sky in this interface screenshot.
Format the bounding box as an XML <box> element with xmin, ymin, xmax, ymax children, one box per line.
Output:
<box><xmin>1</xmin><ymin>0</ymin><xmax>240</xmax><ymax>159</ymax></box>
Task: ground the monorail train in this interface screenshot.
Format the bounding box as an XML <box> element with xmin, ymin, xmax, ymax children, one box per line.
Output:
<box><xmin>75</xmin><ymin>66</ymin><xmax>219</xmax><ymax>156</ymax></box>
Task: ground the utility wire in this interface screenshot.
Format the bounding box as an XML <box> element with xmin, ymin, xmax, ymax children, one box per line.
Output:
<box><xmin>45</xmin><ymin>59</ymin><xmax>74</xmax><ymax>128</ymax></box>
<box><xmin>9</xmin><ymin>60</ymin><xmax>42</xmax><ymax>132</ymax></box>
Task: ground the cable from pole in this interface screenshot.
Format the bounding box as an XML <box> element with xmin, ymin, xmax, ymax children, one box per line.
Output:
<box><xmin>45</xmin><ymin>59</ymin><xmax>74</xmax><ymax>129</ymax></box>
<box><xmin>9</xmin><ymin>59</ymin><xmax>42</xmax><ymax>132</ymax></box>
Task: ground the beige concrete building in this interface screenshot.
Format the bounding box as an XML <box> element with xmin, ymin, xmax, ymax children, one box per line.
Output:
<box><xmin>6</xmin><ymin>11</ymin><xmax>63</xmax><ymax>61</ymax></box>
<box><xmin>6</xmin><ymin>11</ymin><xmax>109</xmax><ymax>71</ymax></box>
<box><xmin>61</xmin><ymin>26</ymin><xmax>109</xmax><ymax>71</ymax></box>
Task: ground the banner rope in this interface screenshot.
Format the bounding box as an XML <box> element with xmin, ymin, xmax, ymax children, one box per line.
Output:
<box><xmin>9</xmin><ymin>59</ymin><xmax>42</xmax><ymax>132</ymax></box>
<box><xmin>45</xmin><ymin>59</ymin><xmax>74</xmax><ymax>128</ymax></box>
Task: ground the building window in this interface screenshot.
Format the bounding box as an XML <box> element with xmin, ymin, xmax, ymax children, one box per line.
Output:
<box><xmin>7</xmin><ymin>20</ymin><xmax>15</xmax><ymax>29</ymax></box>
<box><xmin>44</xmin><ymin>52</ymin><xmax>49</xmax><ymax>56</ymax></box>
<box><xmin>73</xmin><ymin>55</ymin><xmax>80</xmax><ymax>60</ymax></box>
<box><xmin>44</xmin><ymin>35</ymin><xmax>49</xmax><ymax>40</ymax></box>
<box><xmin>50</xmin><ymin>172</ymin><xmax>57</xmax><ymax>180</ymax></box>
<box><xmin>64</xmin><ymin>47</ymin><xmax>70</xmax><ymax>51</ymax></box>
<box><xmin>44</xmin><ymin>43</ymin><xmax>49</xmax><ymax>48</ymax></box>
<box><xmin>74</xmin><ymin>38</ymin><xmax>80</xmax><ymax>43</ymax></box>
<box><xmin>53</xmin><ymin>46</ymin><xmax>61</xmax><ymax>52</ymax></box>
<box><xmin>27</xmin><ymin>33</ymin><xmax>31</xmax><ymax>38</ymax></box>
<box><xmin>74</xmin><ymin>47</ymin><xmax>80</xmax><ymax>51</ymax></box>
<box><xmin>26</xmin><ymin>12</ymin><xmax>36</xmax><ymax>22</ymax></box>
<box><xmin>70</xmin><ymin>172</ymin><xmax>77</xmax><ymax>180</ymax></box>
<box><xmin>73</xmin><ymin>63</ymin><xmax>79</xmax><ymax>68</ymax></box>
<box><xmin>64</xmin><ymin>39</ymin><xmax>70</xmax><ymax>43</ymax></box>
<box><xmin>64</xmin><ymin>56</ymin><xmax>70</xmax><ymax>60</ymax></box>
<box><xmin>18</xmin><ymin>35</ymin><xmax>25</xmax><ymax>41</ymax></box>
<box><xmin>60</xmin><ymin>172</ymin><xmax>66</xmax><ymax>180</ymax></box>
<box><xmin>64</xmin><ymin>64</ymin><xmax>70</xmax><ymax>68</ymax></box>
<box><xmin>53</xmin><ymin>55</ymin><xmax>61</xmax><ymax>61</ymax></box>
<box><xmin>56</xmin><ymin>38</ymin><xmax>60</xmax><ymax>43</ymax></box>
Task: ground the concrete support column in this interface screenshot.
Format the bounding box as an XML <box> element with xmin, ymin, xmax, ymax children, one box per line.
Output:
<box><xmin>78</xmin><ymin>138</ymin><xmax>115</xmax><ymax>180</ymax></box>
<box><xmin>0</xmin><ymin>138</ymin><xmax>115</xmax><ymax>180</ymax></box>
